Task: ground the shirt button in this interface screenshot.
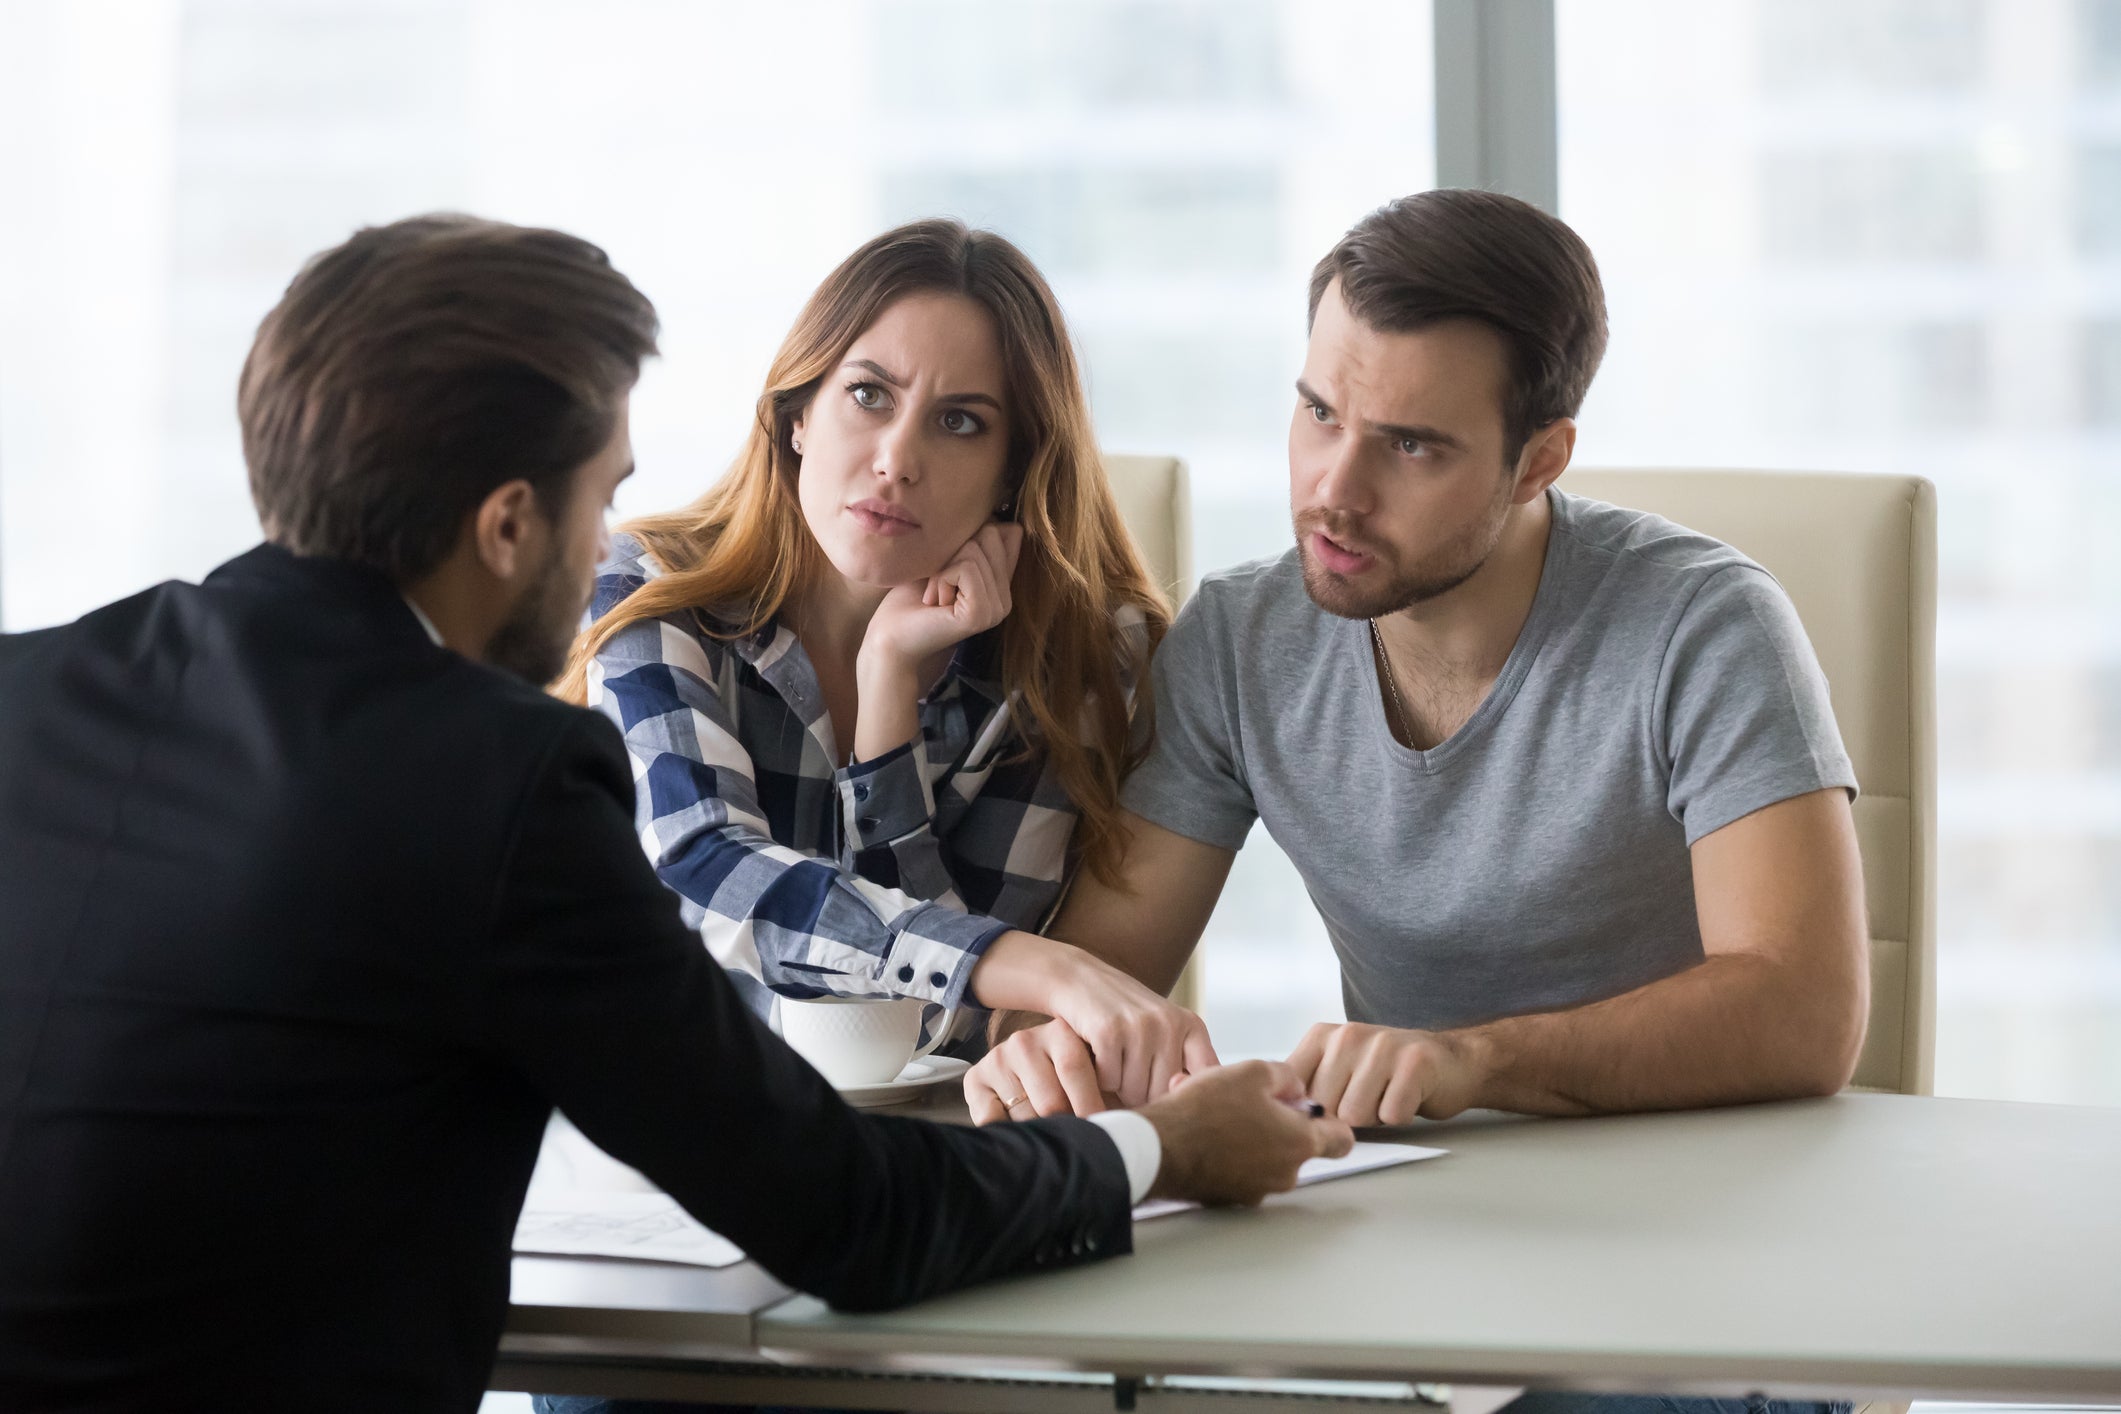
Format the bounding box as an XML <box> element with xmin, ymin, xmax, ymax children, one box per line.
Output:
<box><xmin>852</xmin><ymin>782</ymin><xmax>871</xmax><ymax>801</ymax></box>
<box><xmin>929</xmin><ymin>971</ymin><xmax>948</xmax><ymax>988</ymax></box>
<box><xmin>897</xmin><ymin>965</ymin><xmax>915</xmax><ymax>983</ymax></box>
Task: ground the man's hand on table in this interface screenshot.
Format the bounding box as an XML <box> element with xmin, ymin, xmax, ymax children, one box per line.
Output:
<box><xmin>1137</xmin><ymin>1060</ymin><xmax>1355</xmax><ymax>1205</ymax></box>
<box><xmin>967</xmin><ymin>1017</ymin><xmax>1114</xmax><ymax>1123</ymax></box>
<box><xmin>966</xmin><ymin>1003</ymin><xmax>1216</xmax><ymax>1124</ymax></box>
<box><xmin>1285</xmin><ymin>1021</ymin><xmax>1484</xmax><ymax>1126</ymax></box>
<box><xmin>966</xmin><ymin>942</ymin><xmax>1219</xmax><ymax>1120</ymax></box>
<box><xmin>967</xmin><ymin>1012</ymin><xmax>1489</xmax><ymax>1129</ymax></box>
<box><xmin>966</xmin><ymin>1021</ymin><xmax>1356</xmax><ymax>1206</ymax></box>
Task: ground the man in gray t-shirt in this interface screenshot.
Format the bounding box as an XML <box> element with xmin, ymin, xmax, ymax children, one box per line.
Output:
<box><xmin>1127</xmin><ymin>487</ymin><xmax>1854</xmax><ymax>1041</ymax></box>
<box><xmin>966</xmin><ymin>189</ymin><xmax>1869</xmax><ymax>1132</ymax></box>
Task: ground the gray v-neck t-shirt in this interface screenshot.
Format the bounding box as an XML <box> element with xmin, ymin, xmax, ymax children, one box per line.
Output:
<box><xmin>1122</xmin><ymin>488</ymin><xmax>1857</xmax><ymax>1032</ymax></box>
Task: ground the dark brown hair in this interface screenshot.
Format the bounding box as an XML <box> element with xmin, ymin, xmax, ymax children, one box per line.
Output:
<box><xmin>558</xmin><ymin>219</ymin><xmax>1169</xmax><ymax>886</ymax></box>
<box><xmin>1309</xmin><ymin>189</ymin><xmax>1609</xmax><ymax>460</ymax></box>
<box><xmin>240</xmin><ymin>213</ymin><xmax>659</xmax><ymax>582</ymax></box>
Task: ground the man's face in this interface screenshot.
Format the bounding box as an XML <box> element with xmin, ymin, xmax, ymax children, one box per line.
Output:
<box><xmin>487</xmin><ymin>396</ymin><xmax>634</xmax><ymax>685</ymax></box>
<box><xmin>1289</xmin><ymin>280</ymin><xmax>1521</xmax><ymax>621</ymax></box>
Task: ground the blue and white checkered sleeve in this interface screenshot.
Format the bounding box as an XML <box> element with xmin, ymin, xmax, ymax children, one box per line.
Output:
<box><xmin>835</xmin><ymin>735</ymin><xmax>961</xmax><ymax>904</ymax></box>
<box><xmin>838</xmin><ymin>605</ymin><xmax>1157</xmax><ymax>933</ymax></box>
<box><xmin>586</xmin><ymin>606</ymin><xmax>1008</xmax><ymax>1014</ymax></box>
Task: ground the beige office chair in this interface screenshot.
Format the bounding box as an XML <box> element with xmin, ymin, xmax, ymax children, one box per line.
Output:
<box><xmin>1103</xmin><ymin>453</ymin><xmax>1195</xmax><ymax>610</ymax></box>
<box><xmin>1098</xmin><ymin>455</ymin><xmax>1204</xmax><ymax>1010</ymax></box>
<box><xmin>1568</xmin><ymin>469</ymin><xmax>1938</xmax><ymax>1096</ymax></box>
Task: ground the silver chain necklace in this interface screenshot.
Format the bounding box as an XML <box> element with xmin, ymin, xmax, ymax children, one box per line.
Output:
<box><xmin>1368</xmin><ymin>618</ymin><xmax>1413</xmax><ymax>744</ymax></box>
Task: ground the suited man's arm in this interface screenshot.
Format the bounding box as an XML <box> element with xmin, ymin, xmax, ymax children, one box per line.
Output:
<box><xmin>471</xmin><ymin>714</ymin><xmax>1135</xmax><ymax>1311</ymax></box>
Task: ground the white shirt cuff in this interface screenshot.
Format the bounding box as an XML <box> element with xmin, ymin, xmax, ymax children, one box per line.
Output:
<box><xmin>1085</xmin><ymin>1108</ymin><xmax>1162</xmax><ymax>1206</ymax></box>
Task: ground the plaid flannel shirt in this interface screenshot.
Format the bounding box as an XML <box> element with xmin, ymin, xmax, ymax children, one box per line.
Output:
<box><xmin>588</xmin><ymin>534</ymin><xmax>1146</xmax><ymax>1048</ymax></box>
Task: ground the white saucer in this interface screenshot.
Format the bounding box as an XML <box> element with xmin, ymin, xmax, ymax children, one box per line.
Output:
<box><xmin>836</xmin><ymin>1055</ymin><xmax>971</xmax><ymax>1108</ymax></box>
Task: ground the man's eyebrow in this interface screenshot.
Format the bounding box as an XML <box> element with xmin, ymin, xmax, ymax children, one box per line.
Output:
<box><xmin>1296</xmin><ymin>379</ymin><xmax>1467</xmax><ymax>450</ymax></box>
<box><xmin>1368</xmin><ymin>419</ymin><xmax>1466</xmax><ymax>452</ymax></box>
<box><xmin>844</xmin><ymin>359</ymin><xmax>1002</xmax><ymax>410</ymax></box>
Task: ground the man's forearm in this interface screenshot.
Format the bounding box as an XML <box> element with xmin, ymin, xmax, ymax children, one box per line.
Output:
<box><xmin>1458</xmin><ymin>950</ymin><xmax>1868</xmax><ymax>1116</ymax></box>
<box><xmin>1042</xmin><ymin>817</ymin><xmax>1237</xmax><ymax>1000</ymax></box>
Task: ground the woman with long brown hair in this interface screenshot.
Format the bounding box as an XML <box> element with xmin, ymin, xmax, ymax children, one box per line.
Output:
<box><xmin>558</xmin><ymin>219</ymin><xmax>1213</xmax><ymax>1116</ymax></box>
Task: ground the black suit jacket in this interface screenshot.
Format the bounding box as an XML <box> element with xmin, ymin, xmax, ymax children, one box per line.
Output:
<box><xmin>0</xmin><ymin>545</ymin><xmax>1131</xmax><ymax>1413</ymax></box>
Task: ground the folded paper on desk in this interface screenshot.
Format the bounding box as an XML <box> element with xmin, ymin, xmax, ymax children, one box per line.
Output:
<box><xmin>512</xmin><ymin>1142</ymin><xmax>1446</xmax><ymax>1266</ymax></box>
<box><xmin>514</xmin><ymin>1190</ymin><xmax>745</xmax><ymax>1268</ymax></box>
<box><xmin>1131</xmin><ymin>1141</ymin><xmax>1446</xmax><ymax>1221</ymax></box>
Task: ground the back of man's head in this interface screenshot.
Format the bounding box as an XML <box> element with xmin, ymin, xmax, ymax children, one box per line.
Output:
<box><xmin>239</xmin><ymin>214</ymin><xmax>659</xmax><ymax>584</ymax></box>
<box><xmin>1309</xmin><ymin>189</ymin><xmax>1608</xmax><ymax>461</ymax></box>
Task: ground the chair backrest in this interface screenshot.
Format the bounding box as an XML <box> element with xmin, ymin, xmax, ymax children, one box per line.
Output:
<box><xmin>1565</xmin><ymin>469</ymin><xmax>1938</xmax><ymax>1095</ymax></box>
<box><xmin>1101</xmin><ymin>454</ymin><xmax>1194</xmax><ymax>606</ymax></box>
<box><xmin>1101</xmin><ymin>454</ymin><xmax>1202</xmax><ymax>1009</ymax></box>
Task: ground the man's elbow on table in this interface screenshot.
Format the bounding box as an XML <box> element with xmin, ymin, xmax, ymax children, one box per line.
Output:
<box><xmin>1795</xmin><ymin>952</ymin><xmax>1870</xmax><ymax>1099</ymax></box>
<box><xmin>1693</xmin><ymin>786</ymin><xmax>1873</xmax><ymax>1104</ymax></box>
<box><xmin>1735</xmin><ymin>936</ymin><xmax>1869</xmax><ymax>1103</ymax></box>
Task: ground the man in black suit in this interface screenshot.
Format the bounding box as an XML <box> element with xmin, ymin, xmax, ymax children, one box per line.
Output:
<box><xmin>0</xmin><ymin>215</ymin><xmax>1351</xmax><ymax>1414</ymax></box>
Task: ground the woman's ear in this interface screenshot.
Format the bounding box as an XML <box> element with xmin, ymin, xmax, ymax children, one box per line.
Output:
<box><xmin>995</xmin><ymin>475</ymin><xmax>1025</xmax><ymax>522</ymax></box>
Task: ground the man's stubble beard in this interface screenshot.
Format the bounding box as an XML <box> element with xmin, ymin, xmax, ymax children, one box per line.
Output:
<box><xmin>486</xmin><ymin>548</ymin><xmax>590</xmax><ymax>688</ymax></box>
<box><xmin>1294</xmin><ymin>478</ymin><xmax>1514</xmax><ymax>622</ymax></box>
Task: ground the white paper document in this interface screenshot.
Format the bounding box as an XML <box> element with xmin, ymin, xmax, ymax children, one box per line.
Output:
<box><xmin>1131</xmin><ymin>1140</ymin><xmax>1446</xmax><ymax>1221</ymax></box>
<box><xmin>514</xmin><ymin>1141</ymin><xmax>1445</xmax><ymax>1265</ymax></box>
<box><xmin>513</xmin><ymin>1190</ymin><xmax>746</xmax><ymax>1268</ymax></box>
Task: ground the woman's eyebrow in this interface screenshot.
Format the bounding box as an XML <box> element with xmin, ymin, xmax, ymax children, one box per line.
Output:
<box><xmin>843</xmin><ymin>358</ymin><xmax>904</xmax><ymax>387</ymax></box>
<box><xmin>843</xmin><ymin>358</ymin><xmax>1001</xmax><ymax>410</ymax></box>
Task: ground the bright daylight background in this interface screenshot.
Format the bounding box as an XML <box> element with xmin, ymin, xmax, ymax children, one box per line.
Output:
<box><xmin>1</xmin><ymin>0</ymin><xmax>2115</xmax><ymax>1142</ymax></box>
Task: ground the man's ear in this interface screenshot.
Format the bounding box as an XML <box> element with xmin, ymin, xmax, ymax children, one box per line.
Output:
<box><xmin>1511</xmin><ymin>418</ymin><xmax>1576</xmax><ymax>505</ymax></box>
<box><xmin>469</xmin><ymin>479</ymin><xmax>547</xmax><ymax>583</ymax></box>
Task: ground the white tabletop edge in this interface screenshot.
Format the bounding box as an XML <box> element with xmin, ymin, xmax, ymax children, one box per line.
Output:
<box><xmin>750</xmin><ymin>1316</ymin><xmax>2121</xmax><ymax>1405</ymax></box>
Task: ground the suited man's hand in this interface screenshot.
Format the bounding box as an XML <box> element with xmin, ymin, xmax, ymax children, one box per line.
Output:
<box><xmin>1136</xmin><ymin>1060</ymin><xmax>1354</xmax><ymax>1206</ymax></box>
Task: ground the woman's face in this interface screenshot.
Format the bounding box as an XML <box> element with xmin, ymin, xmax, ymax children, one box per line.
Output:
<box><xmin>792</xmin><ymin>292</ymin><xmax>1014</xmax><ymax>590</ymax></box>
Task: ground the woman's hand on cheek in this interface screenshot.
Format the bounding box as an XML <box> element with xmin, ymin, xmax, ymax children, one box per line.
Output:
<box><xmin>860</xmin><ymin>521</ymin><xmax>1024</xmax><ymax>673</ymax></box>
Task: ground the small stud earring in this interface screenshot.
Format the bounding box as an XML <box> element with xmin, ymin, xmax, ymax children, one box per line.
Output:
<box><xmin>791</xmin><ymin>437</ymin><xmax>803</xmax><ymax>454</ymax></box>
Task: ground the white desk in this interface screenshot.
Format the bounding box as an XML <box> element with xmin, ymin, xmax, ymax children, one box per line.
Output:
<box><xmin>498</xmin><ymin>1094</ymin><xmax>2121</xmax><ymax>1409</ymax></box>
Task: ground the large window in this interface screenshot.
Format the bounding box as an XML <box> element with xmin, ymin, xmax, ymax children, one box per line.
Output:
<box><xmin>1559</xmin><ymin>0</ymin><xmax>2121</xmax><ymax>1103</ymax></box>
<box><xmin>0</xmin><ymin>0</ymin><xmax>1432</xmax><ymax>1059</ymax></box>
<box><xmin>10</xmin><ymin>1</ymin><xmax>2111</xmax><ymax>1104</ymax></box>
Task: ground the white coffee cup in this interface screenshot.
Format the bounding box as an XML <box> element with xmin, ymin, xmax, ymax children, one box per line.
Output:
<box><xmin>778</xmin><ymin>995</ymin><xmax>949</xmax><ymax>1087</ymax></box>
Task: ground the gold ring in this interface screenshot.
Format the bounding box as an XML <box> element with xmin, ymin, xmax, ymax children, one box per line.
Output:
<box><xmin>1000</xmin><ymin>1093</ymin><xmax>1027</xmax><ymax>1110</ymax></box>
